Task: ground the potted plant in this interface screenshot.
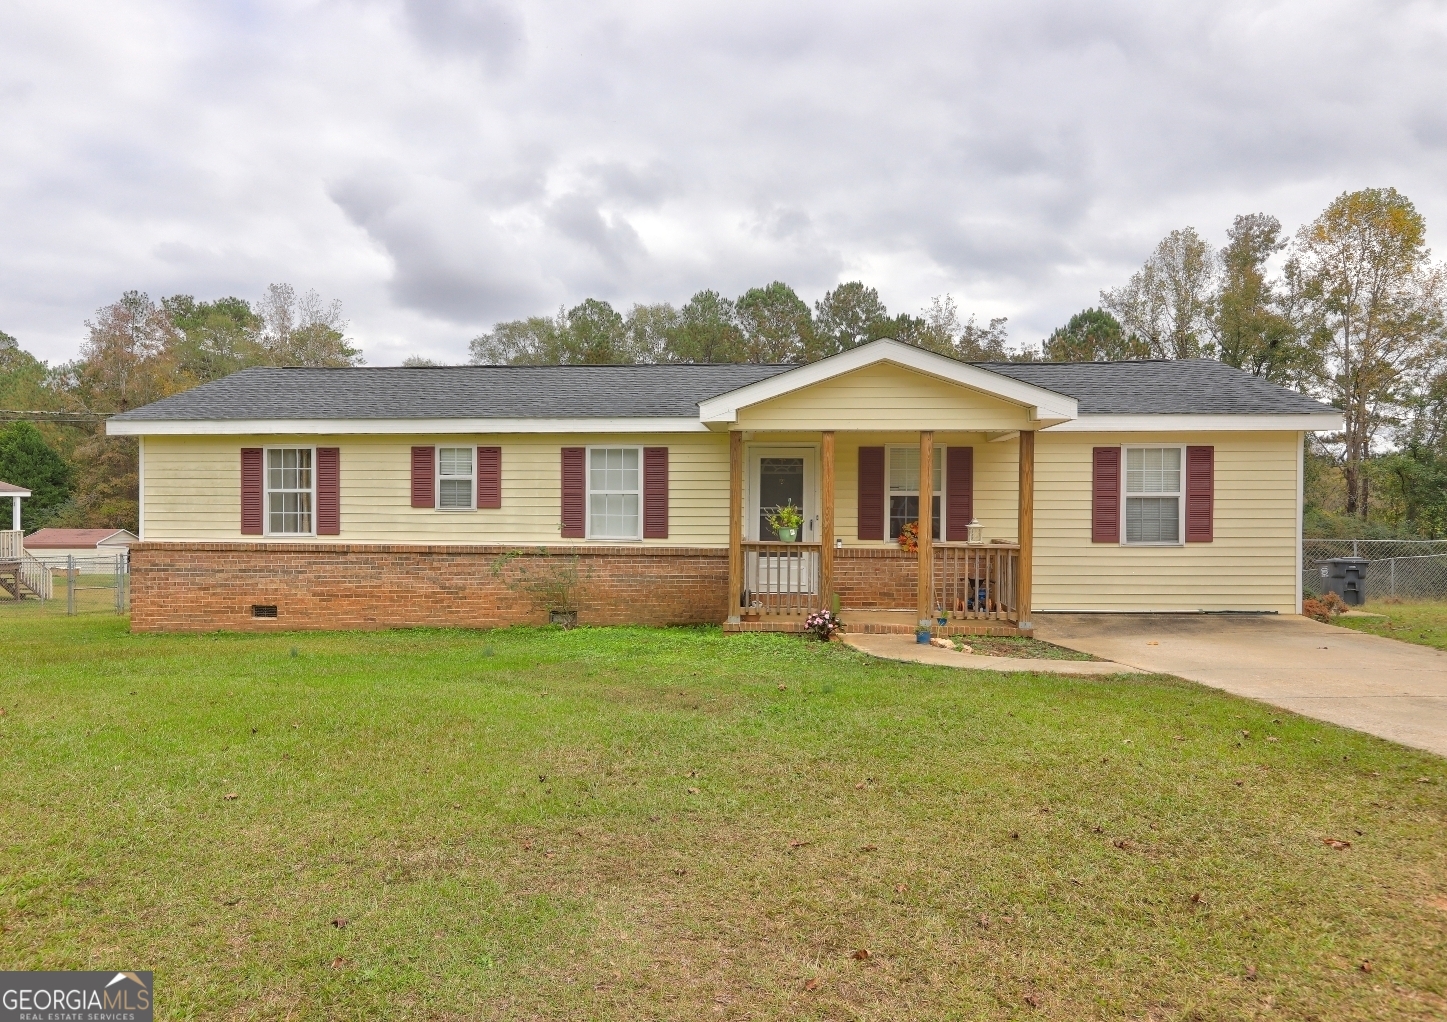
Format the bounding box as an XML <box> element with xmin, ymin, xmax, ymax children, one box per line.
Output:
<box><xmin>804</xmin><ymin>609</ymin><xmax>842</xmax><ymax>641</ymax></box>
<box><xmin>766</xmin><ymin>501</ymin><xmax>804</xmax><ymax>542</ymax></box>
<box><xmin>915</xmin><ymin>624</ymin><xmax>932</xmax><ymax>645</ymax></box>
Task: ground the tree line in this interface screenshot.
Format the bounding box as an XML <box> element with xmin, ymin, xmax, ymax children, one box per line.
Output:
<box><xmin>1</xmin><ymin>187</ymin><xmax>1443</xmax><ymax>537</ymax></box>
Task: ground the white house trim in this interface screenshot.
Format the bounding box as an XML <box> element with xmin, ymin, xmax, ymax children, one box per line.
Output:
<box><xmin>1042</xmin><ymin>413</ymin><xmax>1343</xmax><ymax>433</ymax></box>
<box><xmin>696</xmin><ymin>339</ymin><xmax>1079</xmax><ymax>426</ymax></box>
<box><xmin>108</xmin><ymin>416</ymin><xmax>711</xmax><ymax>437</ymax></box>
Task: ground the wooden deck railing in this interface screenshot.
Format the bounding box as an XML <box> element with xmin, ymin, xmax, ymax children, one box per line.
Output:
<box><xmin>741</xmin><ymin>541</ymin><xmax>822</xmax><ymax>615</ymax></box>
<box><xmin>0</xmin><ymin>530</ymin><xmax>21</xmax><ymax>562</ymax></box>
<box><xmin>933</xmin><ymin>543</ymin><xmax>1019</xmax><ymax>621</ymax></box>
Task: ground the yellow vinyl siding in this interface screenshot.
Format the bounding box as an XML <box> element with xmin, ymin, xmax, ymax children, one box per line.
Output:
<box><xmin>734</xmin><ymin>362</ymin><xmax>1033</xmax><ymax>432</ymax></box>
<box><xmin>1032</xmin><ymin>431</ymin><xmax>1299</xmax><ymax>613</ymax></box>
<box><xmin>142</xmin><ymin>433</ymin><xmax>730</xmax><ymax>546</ymax></box>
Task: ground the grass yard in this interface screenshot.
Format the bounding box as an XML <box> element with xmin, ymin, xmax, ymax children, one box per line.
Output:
<box><xmin>1336</xmin><ymin>599</ymin><xmax>1447</xmax><ymax>652</ymax></box>
<box><xmin>3</xmin><ymin>613</ymin><xmax>1446</xmax><ymax>1020</ymax></box>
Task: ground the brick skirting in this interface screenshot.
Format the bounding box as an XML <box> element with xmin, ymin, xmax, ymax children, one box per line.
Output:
<box><xmin>129</xmin><ymin>542</ymin><xmax>943</xmax><ymax>633</ymax></box>
<box><xmin>129</xmin><ymin>542</ymin><xmax>731</xmax><ymax>633</ymax></box>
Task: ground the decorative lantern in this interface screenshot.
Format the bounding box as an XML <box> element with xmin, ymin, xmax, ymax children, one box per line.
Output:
<box><xmin>967</xmin><ymin>518</ymin><xmax>983</xmax><ymax>545</ymax></box>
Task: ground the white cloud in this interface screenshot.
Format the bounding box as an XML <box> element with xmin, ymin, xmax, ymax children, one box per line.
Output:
<box><xmin>2</xmin><ymin>0</ymin><xmax>1445</xmax><ymax>367</ymax></box>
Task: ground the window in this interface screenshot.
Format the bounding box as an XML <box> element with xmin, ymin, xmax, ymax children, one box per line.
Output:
<box><xmin>437</xmin><ymin>447</ymin><xmax>474</xmax><ymax>510</ymax></box>
<box><xmin>886</xmin><ymin>446</ymin><xmax>943</xmax><ymax>540</ymax></box>
<box><xmin>266</xmin><ymin>448</ymin><xmax>313</xmax><ymax>535</ymax></box>
<box><xmin>1124</xmin><ymin>446</ymin><xmax>1183</xmax><ymax>544</ymax></box>
<box><xmin>588</xmin><ymin>447</ymin><xmax>640</xmax><ymax>539</ymax></box>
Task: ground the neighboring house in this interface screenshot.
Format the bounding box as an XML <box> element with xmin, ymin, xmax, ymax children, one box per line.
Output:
<box><xmin>24</xmin><ymin>528</ymin><xmax>139</xmax><ymax>571</ymax></box>
<box><xmin>1</xmin><ymin>480</ymin><xmax>50</xmax><ymax>601</ymax></box>
<box><xmin>0</xmin><ymin>480</ymin><xmax>29</xmax><ymax>532</ymax></box>
<box><xmin>105</xmin><ymin>339</ymin><xmax>1342</xmax><ymax>633</ymax></box>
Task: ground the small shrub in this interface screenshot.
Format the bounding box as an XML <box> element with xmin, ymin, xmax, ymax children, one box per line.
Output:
<box><xmin>804</xmin><ymin>609</ymin><xmax>842</xmax><ymax>642</ymax></box>
<box><xmin>1303</xmin><ymin>593</ymin><xmax>1348</xmax><ymax>623</ymax></box>
<box><xmin>491</xmin><ymin>549</ymin><xmax>590</xmax><ymax>616</ymax></box>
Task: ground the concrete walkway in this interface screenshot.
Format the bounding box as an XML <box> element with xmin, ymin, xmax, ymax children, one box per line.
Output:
<box><xmin>842</xmin><ymin>633</ymin><xmax>1143</xmax><ymax>676</ymax></box>
<box><xmin>1034</xmin><ymin>613</ymin><xmax>1447</xmax><ymax>759</ymax></box>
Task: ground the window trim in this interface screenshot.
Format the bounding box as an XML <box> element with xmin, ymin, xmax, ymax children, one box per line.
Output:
<box><xmin>263</xmin><ymin>445</ymin><xmax>317</xmax><ymax>537</ymax></box>
<box><xmin>435</xmin><ymin>445</ymin><xmax>477</xmax><ymax>512</ymax></box>
<box><xmin>584</xmin><ymin>444</ymin><xmax>644</xmax><ymax>541</ymax></box>
<box><xmin>1120</xmin><ymin>443</ymin><xmax>1186</xmax><ymax>547</ymax></box>
<box><xmin>883</xmin><ymin>444</ymin><xmax>945</xmax><ymax>542</ymax></box>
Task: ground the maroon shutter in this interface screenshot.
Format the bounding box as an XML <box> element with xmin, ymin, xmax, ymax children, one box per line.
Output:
<box><xmin>945</xmin><ymin>446</ymin><xmax>974</xmax><ymax>540</ymax></box>
<box><xmin>560</xmin><ymin>447</ymin><xmax>585</xmax><ymax>538</ymax></box>
<box><xmin>857</xmin><ymin>446</ymin><xmax>885</xmax><ymax>540</ymax></box>
<box><xmin>643</xmin><ymin>446</ymin><xmax>668</xmax><ymax>539</ymax></box>
<box><xmin>241</xmin><ymin>448</ymin><xmax>263</xmax><ymax>535</ymax></box>
<box><xmin>477</xmin><ymin>446</ymin><xmax>501</xmax><ymax>509</ymax></box>
<box><xmin>316</xmin><ymin>447</ymin><xmax>340</xmax><ymax>535</ymax></box>
<box><xmin>410</xmin><ymin>446</ymin><xmax>435</xmax><ymax>508</ymax></box>
<box><xmin>1091</xmin><ymin>446</ymin><xmax>1121</xmax><ymax>543</ymax></box>
<box><xmin>1185</xmin><ymin>445</ymin><xmax>1214</xmax><ymax>542</ymax></box>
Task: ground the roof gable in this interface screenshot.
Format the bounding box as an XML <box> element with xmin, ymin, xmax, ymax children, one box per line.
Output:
<box><xmin>698</xmin><ymin>339</ymin><xmax>1078</xmax><ymax>427</ymax></box>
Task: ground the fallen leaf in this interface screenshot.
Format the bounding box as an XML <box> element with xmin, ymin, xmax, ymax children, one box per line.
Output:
<box><xmin>859</xmin><ymin>844</ymin><xmax>878</xmax><ymax>852</ymax></box>
<box><xmin>522</xmin><ymin>840</ymin><xmax>533</xmax><ymax>851</ymax></box>
<box><xmin>1359</xmin><ymin>960</ymin><xmax>1372</xmax><ymax>973</ymax></box>
<box><xmin>894</xmin><ymin>883</ymin><xmax>907</xmax><ymax>893</ymax></box>
<box><xmin>223</xmin><ymin>792</ymin><xmax>239</xmax><ymax>801</ymax></box>
<box><xmin>1146</xmin><ymin>641</ymin><xmax>1159</xmax><ymax>646</ymax></box>
<box><xmin>1244</xmin><ymin>964</ymin><xmax>1258</xmax><ymax>981</ymax></box>
<box><xmin>1234</xmin><ymin>780</ymin><xmax>1245</xmax><ymax>787</ymax></box>
<box><xmin>1091</xmin><ymin>826</ymin><xmax>1103</xmax><ymax>834</ymax></box>
<box><xmin>1417</xmin><ymin>776</ymin><xmax>1433</xmax><ymax>784</ymax></box>
<box><xmin>330</xmin><ymin>918</ymin><xmax>348</xmax><ymax>929</ymax></box>
<box><xmin>855</xmin><ymin>782</ymin><xmax>866</xmax><ymax>790</ymax></box>
<box><xmin>1190</xmin><ymin>892</ymin><xmax>1203</xmax><ymax>904</ymax></box>
<box><xmin>687</xmin><ymin>787</ymin><xmax>700</xmax><ymax>795</ymax></box>
<box><xmin>330</xmin><ymin>956</ymin><xmax>349</xmax><ymax>969</ymax></box>
<box><xmin>1069</xmin><ymin>878</ymin><xmax>1082</xmax><ymax>886</ymax></box>
<box><xmin>1241</xmin><ymin>730</ymin><xmax>1251</xmax><ymax>738</ymax></box>
<box><xmin>977</xmin><ymin>914</ymin><xmax>990</xmax><ymax>928</ymax></box>
<box><xmin>688</xmin><ymin>769</ymin><xmax>698</xmax><ymax>778</ymax></box>
<box><xmin>1172</xmin><ymin>735</ymin><xmax>1185</xmax><ymax>741</ymax></box>
<box><xmin>1322</xmin><ymin>837</ymin><xmax>1352</xmax><ymax>850</ymax></box>
<box><xmin>804</xmin><ymin>977</ymin><xmax>819</xmax><ymax>992</ymax></box>
<box><xmin>790</xmin><ymin>839</ymin><xmax>812</xmax><ymax>848</ymax></box>
<box><xmin>1113</xmin><ymin>839</ymin><xmax>1132</xmax><ymax>850</ymax></box>
<box><xmin>452</xmin><ymin>803</ymin><xmax>461</xmax><ymax>809</ymax></box>
<box><xmin>673</xmin><ymin>868</ymin><xmax>687</xmax><ymax>876</ymax></box>
<box><xmin>1024</xmin><ymin>993</ymin><xmax>1040</xmax><ymax>1008</ymax></box>
<box><xmin>222</xmin><ymin>896</ymin><xmax>242</xmax><ymax>906</ymax></box>
<box><xmin>1266</xmin><ymin>736</ymin><xmax>1279</xmax><ymax>743</ymax></box>
<box><xmin>1010</xmin><ymin>832</ymin><xmax>1020</xmax><ymax>840</ymax></box>
<box><xmin>850</xmin><ymin>949</ymin><xmax>870</xmax><ymax>960</ymax></box>
<box><xmin>1272</xmin><ymin>718</ymin><xmax>1281</xmax><ymax>724</ymax></box>
<box><xmin>778</xmin><ymin>684</ymin><xmax>787</xmax><ymax>691</ymax></box>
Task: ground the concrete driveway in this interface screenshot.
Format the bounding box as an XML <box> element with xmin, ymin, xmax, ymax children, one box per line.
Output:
<box><xmin>1035</xmin><ymin>613</ymin><xmax>1447</xmax><ymax>759</ymax></box>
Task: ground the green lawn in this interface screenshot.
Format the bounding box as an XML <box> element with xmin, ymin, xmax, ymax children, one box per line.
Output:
<box><xmin>1336</xmin><ymin>599</ymin><xmax>1447</xmax><ymax>651</ymax></box>
<box><xmin>3</xmin><ymin>613</ymin><xmax>1446</xmax><ymax>1020</ymax></box>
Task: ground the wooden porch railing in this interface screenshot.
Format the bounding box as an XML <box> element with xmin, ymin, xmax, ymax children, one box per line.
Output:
<box><xmin>741</xmin><ymin>541</ymin><xmax>822</xmax><ymax>615</ymax></box>
<box><xmin>933</xmin><ymin>543</ymin><xmax>1019</xmax><ymax>621</ymax></box>
<box><xmin>0</xmin><ymin>530</ymin><xmax>21</xmax><ymax>562</ymax></box>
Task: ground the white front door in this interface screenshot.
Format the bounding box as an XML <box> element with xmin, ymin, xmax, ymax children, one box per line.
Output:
<box><xmin>747</xmin><ymin>446</ymin><xmax>818</xmax><ymax>542</ymax></box>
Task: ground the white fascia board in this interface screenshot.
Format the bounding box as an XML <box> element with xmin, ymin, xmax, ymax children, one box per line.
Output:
<box><xmin>0</xmin><ymin>486</ymin><xmax>33</xmax><ymax>497</ymax></box>
<box><xmin>1041</xmin><ymin>413</ymin><xmax>1344</xmax><ymax>432</ymax></box>
<box><xmin>106</xmin><ymin>416</ymin><xmax>711</xmax><ymax>437</ymax></box>
<box><xmin>696</xmin><ymin>339</ymin><xmax>1078</xmax><ymax>423</ymax></box>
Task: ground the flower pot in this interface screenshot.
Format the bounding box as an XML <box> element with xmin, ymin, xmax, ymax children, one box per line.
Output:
<box><xmin>916</xmin><ymin>632</ymin><xmax>931</xmax><ymax>645</ymax></box>
<box><xmin>549</xmin><ymin>609</ymin><xmax>578</xmax><ymax>629</ymax></box>
<box><xmin>776</xmin><ymin>527</ymin><xmax>797</xmax><ymax>543</ymax></box>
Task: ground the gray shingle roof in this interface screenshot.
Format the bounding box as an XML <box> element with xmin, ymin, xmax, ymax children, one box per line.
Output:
<box><xmin>109</xmin><ymin>363</ymin><xmax>794</xmax><ymax>421</ymax></box>
<box><xmin>109</xmin><ymin>356</ymin><xmax>1334</xmax><ymax>422</ymax></box>
<box><xmin>979</xmin><ymin>359</ymin><xmax>1334</xmax><ymax>415</ymax></box>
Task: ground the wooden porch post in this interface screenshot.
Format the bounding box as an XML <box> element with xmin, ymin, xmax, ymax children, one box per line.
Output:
<box><xmin>727</xmin><ymin>430</ymin><xmax>744</xmax><ymax>623</ymax></box>
<box><xmin>917</xmin><ymin>430</ymin><xmax>933</xmax><ymax>625</ymax></box>
<box><xmin>1016</xmin><ymin>429</ymin><xmax>1035</xmax><ymax>631</ymax></box>
<box><xmin>820</xmin><ymin>430</ymin><xmax>835</xmax><ymax>610</ymax></box>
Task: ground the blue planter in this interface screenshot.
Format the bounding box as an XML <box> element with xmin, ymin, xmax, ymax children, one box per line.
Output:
<box><xmin>916</xmin><ymin>632</ymin><xmax>931</xmax><ymax>645</ymax></box>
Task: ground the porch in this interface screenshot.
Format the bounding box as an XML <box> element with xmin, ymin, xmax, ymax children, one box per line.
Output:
<box><xmin>721</xmin><ymin>428</ymin><xmax>1036</xmax><ymax>635</ymax></box>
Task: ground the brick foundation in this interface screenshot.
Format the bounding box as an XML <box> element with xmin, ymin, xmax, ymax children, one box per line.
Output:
<box><xmin>129</xmin><ymin>543</ymin><xmax>731</xmax><ymax>633</ymax></box>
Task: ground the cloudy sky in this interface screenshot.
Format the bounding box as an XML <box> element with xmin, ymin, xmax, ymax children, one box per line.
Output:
<box><xmin>3</xmin><ymin>0</ymin><xmax>1445</xmax><ymax>366</ymax></box>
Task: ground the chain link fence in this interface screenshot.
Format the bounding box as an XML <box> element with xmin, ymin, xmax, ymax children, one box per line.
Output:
<box><xmin>0</xmin><ymin>552</ymin><xmax>129</xmax><ymax>615</ymax></box>
<box><xmin>1303</xmin><ymin>539</ymin><xmax>1447</xmax><ymax>601</ymax></box>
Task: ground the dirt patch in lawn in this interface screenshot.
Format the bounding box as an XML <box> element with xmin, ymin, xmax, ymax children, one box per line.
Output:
<box><xmin>954</xmin><ymin>635</ymin><xmax>1103</xmax><ymax>660</ymax></box>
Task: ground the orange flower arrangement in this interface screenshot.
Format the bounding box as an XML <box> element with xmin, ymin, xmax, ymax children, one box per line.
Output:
<box><xmin>897</xmin><ymin>520</ymin><xmax>919</xmax><ymax>554</ymax></box>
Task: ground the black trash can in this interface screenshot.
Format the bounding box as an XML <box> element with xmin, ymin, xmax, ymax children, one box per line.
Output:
<box><xmin>1322</xmin><ymin>557</ymin><xmax>1369</xmax><ymax>606</ymax></box>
